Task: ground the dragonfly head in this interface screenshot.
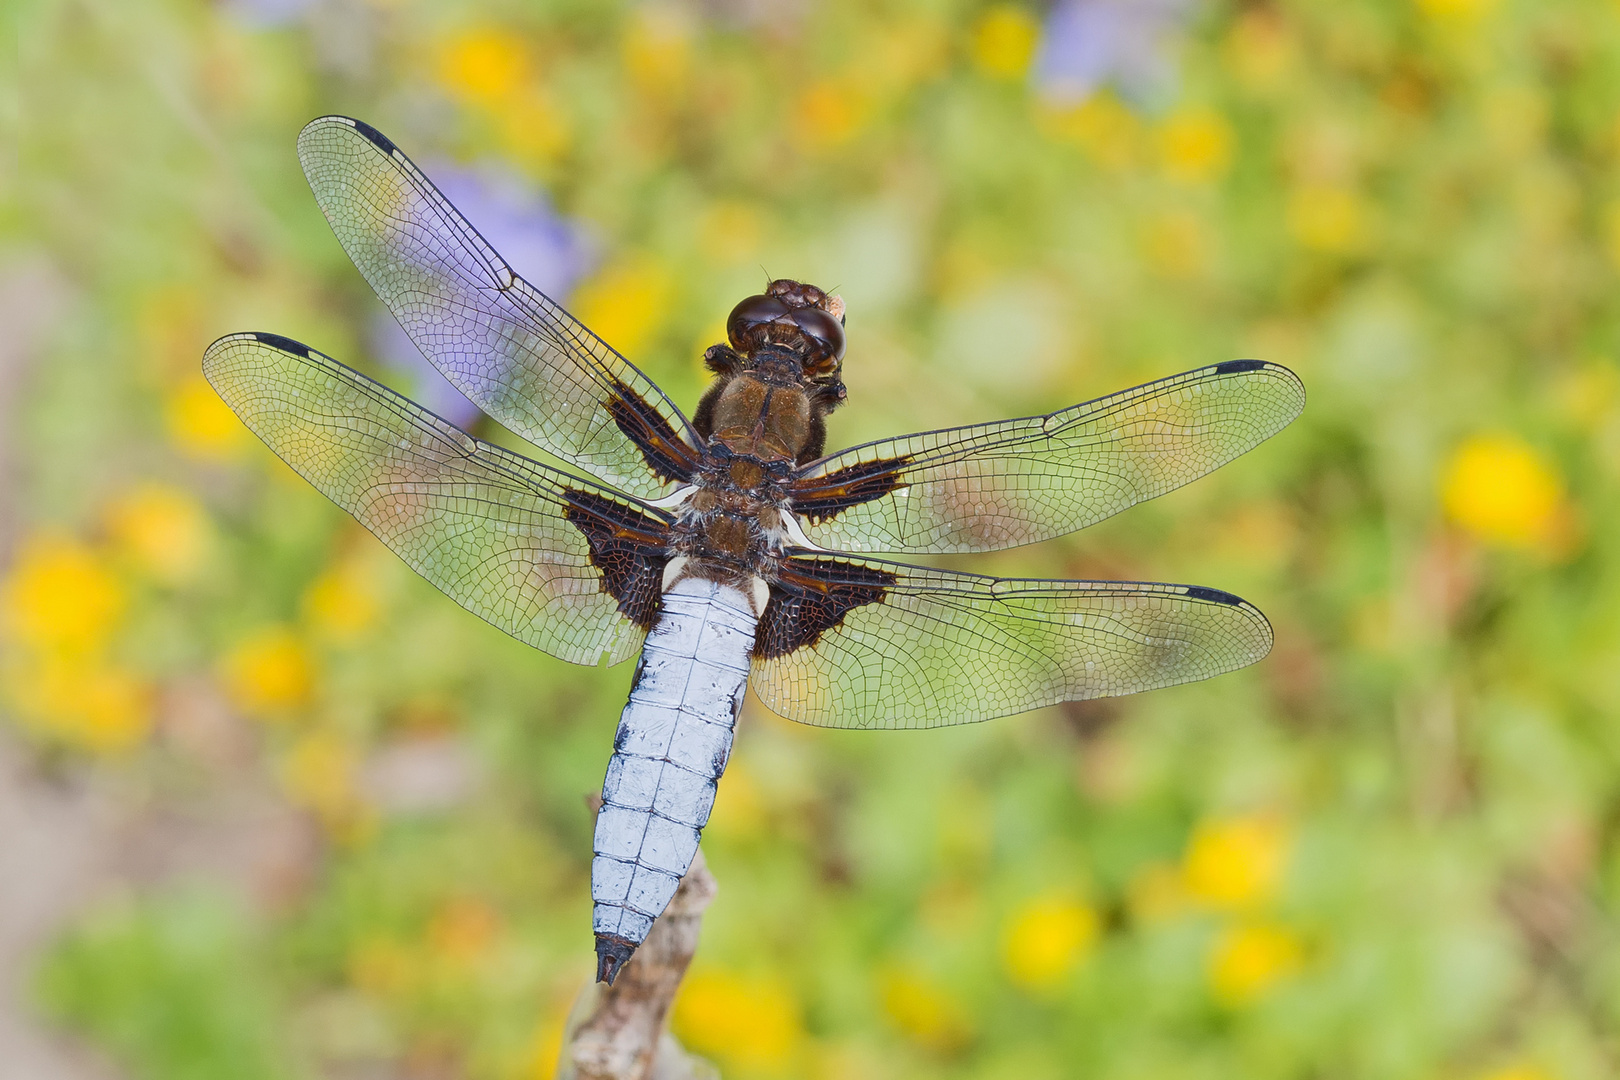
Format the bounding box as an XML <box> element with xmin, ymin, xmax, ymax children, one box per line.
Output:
<box><xmin>726</xmin><ymin>279</ymin><xmax>847</xmax><ymax>377</ymax></box>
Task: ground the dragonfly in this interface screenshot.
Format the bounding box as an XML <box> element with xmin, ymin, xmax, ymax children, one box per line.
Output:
<box><xmin>204</xmin><ymin>116</ymin><xmax>1305</xmax><ymax>985</ymax></box>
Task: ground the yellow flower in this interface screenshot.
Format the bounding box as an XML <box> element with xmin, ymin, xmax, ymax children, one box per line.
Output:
<box><xmin>705</xmin><ymin>759</ymin><xmax>765</xmax><ymax>841</ymax></box>
<box><xmin>1416</xmin><ymin>0</ymin><xmax>1498</xmax><ymax>22</ymax></box>
<box><xmin>1036</xmin><ymin>92</ymin><xmax>1141</xmax><ymax>170</ymax></box>
<box><xmin>1158</xmin><ymin>107</ymin><xmax>1233</xmax><ymax>185</ymax></box>
<box><xmin>1286</xmin><ymin>183</ymin><xmax>1370</xmax><ymax>255</ymax></box>
<box><xmin>1001</xmin><ymin>893</ymin><xmax>1100</xmax><ymax>993</ymax></box>
<box><xmin>878</xmin><ymin>965</ymin><xmax>973</xmax><ymax>1052</ymax></box>
<box><xmin>0</xmin><ymin>533</ymin><xmax>156</xmax><ymax>754</ymax></box>
<box><xmin>1207</xmin><ymin>920</ymin><xmax>1303</xmax><ymax>1006</ymax></box>
<box><xmin>222</xmin><ymin>625</ymin><xmax>315</xmax><ymax>718</ymax></box>
<box><xmin>104</xmin><ymin>483</ymin><xmax>212</xmax><ymax>585</ymax></box>
<box><xmin>570</xmin><ymin>255</ymin><xmax>673</xmax><ymax>359</ymax></box>
<box><xmin>795</xmin><ymin>78</ymin><xmax>873</xmax><ymax>151</ymax></box>
<box><xmin>526</xmin><ymin>998</ymin><xmax>572</xmax><ymax>1080</ymax></box>
<box><xmin>4</xmin><ymin>654</ymin><xmax>154</xmax><ymax>753</ymax></box>
<box><xmin>167</xmin><ymin>375</ymin><xmax>248</xmax><ymax>461</ymax></box>
<box><xmin>622</xmin><ymin>6</ymin><xmax>693</xmax><ymax>99</ymax></box>
<box><xmin>69</xmin><ymin>663</ymin><xmax>155</xmax><ymax>752</ymax></box>
<box><xmin>971</xmin><ymin>5</ymin><xmax>1040</xmax><ymax>80</ymax></box>
<box><xmin>1441</xmin><ymin>433</ymin><xmax>1568</xmax><ymax>551</ymax></box>
<box><xmin>302</xmin><ymin>555</ymin><xmax>381</xmax><ymax>644</ymax></box>
<box><xmin>673</xmin><ymin>969</ymin><xmax>803</xmax><ymax>1071</ymax></box>
<box><xmin>438</xmin><ymin>28</ymin><xmax>531</xmax><ymax>105</ymax></box>
<box><xmin>1</xmin><ymin>534</ymin><xmax>126</xmax><ymax>655</ymax></box>
<box><xmin>1182</xmin><ymin>813</ymin><xmax>1290</xmax><ymax>910</ymax></box>
<box><xmin>1476</xmin><ymin>1064</ymin><xmax>1556</xmax><ymax>1080</ymax></box>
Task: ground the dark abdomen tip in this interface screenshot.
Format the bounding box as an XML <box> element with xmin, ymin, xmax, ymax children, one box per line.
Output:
<box><xmin>595</xmin><ymin>934</ymin><xmax>638</xmax><ymax>985</ymax></box>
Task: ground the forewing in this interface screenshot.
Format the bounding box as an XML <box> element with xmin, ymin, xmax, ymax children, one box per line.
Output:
<box><xmin>296</xmin><ymin>115</ymin><xmax>699</xmax><ymax>499</ymax></box>
<box><xmin>203</xmin><ymin>332</ymin><xmax>670</xmax><ymax>667</ymax></box>
<box><xmin>792</xmin><ymin>361</ymin><xmax>1305</xmax><ymax>553</ymax></box>
<box><xmin>751</xmin><ymin>555</ymin><xmax>1272</xmax><ymax>729</ymax></box>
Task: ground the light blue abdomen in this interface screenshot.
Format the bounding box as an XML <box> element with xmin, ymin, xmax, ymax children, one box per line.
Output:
<box><xmin>590</xmin><ymin>575</ymin><xmax>754</xmax><ymax>982</ymax></box>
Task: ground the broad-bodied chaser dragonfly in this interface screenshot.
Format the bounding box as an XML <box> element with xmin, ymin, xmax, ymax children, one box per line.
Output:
<box><xmin>205</xmin><ymin>117</ymin><xmax>1304</xmax><ymax>985</ymax></box>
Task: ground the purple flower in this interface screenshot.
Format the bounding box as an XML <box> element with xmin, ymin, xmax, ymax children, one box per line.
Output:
<box><xmin>1035</xmin><ymin>0</ymin><xmax>1193</xmax><ymax>108</ymax></box>
<box><xmin>371</xmin><ymin>163</ymin><xmax>594</xmax><ymax>430</ymax></box>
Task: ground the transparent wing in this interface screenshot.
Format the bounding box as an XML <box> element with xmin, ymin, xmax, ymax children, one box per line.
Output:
<box><xmin>791</xmin><ymin>361</ymin><xmax>1305</xmax><ymax>554</ymax></box>
<box><xmin>203</xmin><ymin>332</ymin><xmax>670</xmax><ymax>667</ymax></box>
<box><xmin>296</xmin><ymin>115</ymin><xmax>699</xmax><ymax>500</ymax></box>
<box><xmin>750</xmin><ymin>554</ymin><xmax>1272</xmax><ymax>729</ymax></box>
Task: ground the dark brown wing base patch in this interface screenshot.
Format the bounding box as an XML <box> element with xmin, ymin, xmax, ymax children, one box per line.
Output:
<box><xmin>605</xmin><ymin>378</ymin><xmax>701</xmax><ymax>485</ymax></box>
<box><xmin>563</xmin><ymin>490</ymin><xmax>670</xmax><ymax>630</ymax></box>
<box><xmin>754</xmin><ymin>557</ymin><xmax>897</xmax><ymax>660</ymax></box>
<box><xmin>789</xmin><ymin>457</ymin><xmax>910</xmax><ymax>524</ymax></box>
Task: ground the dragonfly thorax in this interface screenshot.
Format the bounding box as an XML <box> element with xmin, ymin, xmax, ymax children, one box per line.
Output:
<box><xmin>706</xmin><ymin>376</ymin><xmax>812</xmax><ymax>462</ymax></box>
<box><xmin>667</xmin><ymin>444</ymin><xmax>792</xmax><ymax>591</ymax></box>
<box><xmin>693</xmin><ymin>279</ymin><xmax>849</xmax><ymax>465</ymax></box>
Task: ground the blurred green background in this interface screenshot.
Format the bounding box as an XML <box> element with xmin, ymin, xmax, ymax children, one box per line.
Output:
<box><xmin>7</xmin><ymin>0</ymin><xmax>1620</xmax><ymax>1077</ymax></box>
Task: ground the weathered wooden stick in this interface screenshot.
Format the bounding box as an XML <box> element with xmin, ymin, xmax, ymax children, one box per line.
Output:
<box><xmin>558</xmin><ymin>845</ymin><xmax>720</xmax><ymax>1080</ymax></box>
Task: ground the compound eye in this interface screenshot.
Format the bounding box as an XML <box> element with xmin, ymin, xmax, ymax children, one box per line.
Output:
<box><xmin>727</xmin><ymin>294</ymin><xmax>790</xmax><ymax>350</ymax></box>
<box><xmin>790</xmin><ymin>306</ymin><xmax>846</xmax><ymax>362</ymax></box>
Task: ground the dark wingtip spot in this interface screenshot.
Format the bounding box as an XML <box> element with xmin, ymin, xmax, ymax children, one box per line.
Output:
<box><xmin>349</xmin><ymin>118</ymin><xmax>398</xmax><ymax>155</ymax></box>
<box><xmin>1185</xmin><ymin>585</ymin><xmax>1243</xmax><ymax>605</ymax></box>
<box><xmin>252</xmin><ymin>332</ymin><xmax>311</xmax><ymax>357</ymax></box>
<box><xmin>595</xmin><ymin>934</ymin><xmax>637</xmax><ymax>985</ymax></box>
<box><xmin>1215</xmin><ymin>359</ymin><xmax>1267</xmax><ymax>375</ymax></box>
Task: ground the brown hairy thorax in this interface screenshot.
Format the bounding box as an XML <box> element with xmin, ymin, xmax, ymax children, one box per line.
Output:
<box><xmin>690</xmin><ymin>279</ymin><xmax>848</xmax><ymax>461</ymax></box>
<box><xmin>669</xmin><ymin>280</ymin><xmax>850</xmax><ymax>590</ymax></box>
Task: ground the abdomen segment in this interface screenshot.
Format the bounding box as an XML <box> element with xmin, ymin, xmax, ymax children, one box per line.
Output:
<box><xmin>590</xmin><ymin>575</ymin><xmax>755</xmax><ymax>983</ymax></box>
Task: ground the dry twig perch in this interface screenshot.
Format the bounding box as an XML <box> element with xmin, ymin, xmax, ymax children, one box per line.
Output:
<box><xmin>558</xmin><ymin>845</ymin><xmax>720</xmax><ymax>1080</ymax></box>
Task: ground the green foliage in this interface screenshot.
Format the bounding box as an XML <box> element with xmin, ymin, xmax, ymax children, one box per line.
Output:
<box><xmin>34</xmin><ymin>890</ymin><xmax>292</xmax><ymax>1080</ymax></box>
